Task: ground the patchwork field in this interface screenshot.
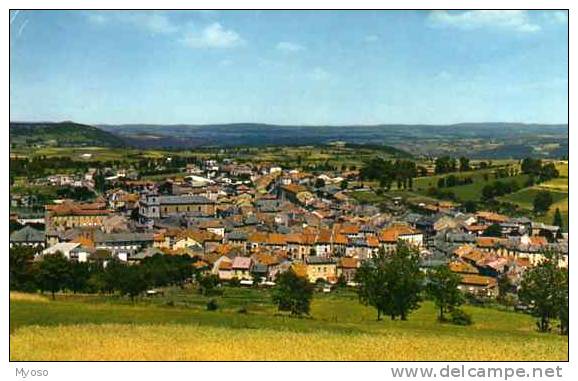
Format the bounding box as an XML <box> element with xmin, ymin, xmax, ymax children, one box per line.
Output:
<box><xmin>499</xmin><ymin>187</ymin><xmax>568</xmax><ymax>210</ymax></box>
<box><xmin>10</xmin><ymin>289</ymin><xmax>567</xmax><ymax>361</ymax></box>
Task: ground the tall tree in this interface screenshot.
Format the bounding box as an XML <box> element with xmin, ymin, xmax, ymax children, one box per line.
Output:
<box><xmin>552</xmin><ymin>208</ymin><xmax>563</xmax><ymax>231</ymax></box>
<box><xmin>117</xmin><ymin>265</ymin><xmax>149</xmax><ymax>301</ymax></box>
<box><xmin>35</xmin><ymin>252</ymin><xmax>71</xmax><ymax>300</ymax></box>
<box><xmin>521</xmin><ymin>158</ymin><xmax>542</xmax><ymax>176</ymax></box>
<box><xmin>519</xmin><ymin>251</ymin><xmax>567</xmax><ymax>333</ymax></box>
<box><xmin>9</xmin><ymin>246</ymin><xmax>38</xmax><ymax>291</ymax></box>
<box><xmin>272</xmin><ymin>269</ymin><xmax>314</xmax><ymax>316</ymax></box>
<box><xmin>355</xmin><ymin>257</ymin><xmax>390</xmax><ymax>321</ymax></box>
<box><xmin>67</xmin><ymin>261</ymin><xmax>92</xmax><ymax>293</ymax></box>
<box><xmin>459</xmin><ymin>157</ymin><xmax>470</xmax><ymax>172</ymax></box>
<box><xmin>533</xmin><ymin>191</ymin><xmax>553</xmax><ymax>214</ymax></box>
<box><xmin>355</xmin><ymin>242</ymin><xmax>423</xmax><ymax>321</ymax></box>
<box><xmin>435</xmin><ymin>156</ymin><xmax>456</xmax><ymax>174</ymax></box>
<box><xmin>426</xmin><ymin>265</ymin><xmax>463</xmax><ymax>321</ymax></box>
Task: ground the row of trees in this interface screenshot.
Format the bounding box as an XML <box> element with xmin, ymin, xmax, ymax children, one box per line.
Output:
<box><xmin>352</xmin><ymin>243</ymin><xmax>568</xmax><ymax>334</ymax></box>
<box><xmin>434</xmin><ymin>156</ymin><xmax>471</xmax><ymax>174</ymax></box>
<box><xmin>437</xmin><ymin>175</ymin><xmax>474</xmax><ymax>188</ymax></box>
<box><xmin>520</xmin><ymin>158</ymin><xmax>559</xmax><ymax>182</ymax></box>
<box><xmin>360</xmin><ymin>158</ymin><xmax>418</xmax><ymax>190</ymax></box>
<box><xmin>481</xmin><ymin>179</ymin><xmax>522</xmax><ymax>200</ymax></box>
<box><xmin>12</xmin><ymin>245</ymin><xmax>568</xmax><ymax>334</ymax></box>
<box><xmin>9</xmin><ymin>247</ymin><xmax>199</xmax><ymax>300</ymax></box>
<box><xmin>354</xmin><ymin>243</ymin><xmax>469</xmax><ymax>324</ymax></box>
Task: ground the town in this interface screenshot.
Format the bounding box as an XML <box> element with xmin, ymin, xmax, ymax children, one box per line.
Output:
<box><xmin>10</xmin><ymin>150</ymin><xmax>568</xmax><ymax>301</ymax></box>
<box><xmin>8</xmin><ymin>9</ymin><xmax>569</xmax><ymax>363</ymax></box>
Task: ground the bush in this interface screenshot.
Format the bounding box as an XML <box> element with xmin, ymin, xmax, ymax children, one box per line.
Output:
<box><xmin>450</xmin><ymin>308</ymin><xmax>473</xmax><ymax>326</ymax></box>
<box><xmin>206</xmin><ymin>299</ymin><xmax>218</xmax><ymax>311</ymax></box>
<box><xmin>237</xmin><ymin>306</ymin><xmax>248</xmax><ymax>314</ymax></box>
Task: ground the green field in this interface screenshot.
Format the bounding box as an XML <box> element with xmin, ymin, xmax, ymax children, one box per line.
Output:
<box><xmin>446</xmin><ymin>174</ymin><xmax>530</xmax><ymax>202</ymax></box>
<box><xmin>10</xmin><ymin>289</ymin><xmax>567</xmax><ymax>361</ymax></box>
<box><xmin>499</xmin><ymin>185</ymin><xmax>568</xmax><ymax>231</ymax></box>
<box><xmin>499</xmin><ymin>187</ymin><xmax>568</xmax><ymax>210</ymax></box>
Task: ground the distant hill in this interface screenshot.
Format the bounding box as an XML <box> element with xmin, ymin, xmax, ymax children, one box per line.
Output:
<box><xmin>9</xmin><ymin>121</ymin><xmax>568</xmax><ymax>159</ymax></box>
<box><xmin>98</xmin><ymin>122</ymin><xmax>568</xmax><ymax>158</ymax></box>
<box><xmin>10</xmin><ymin>121</ymin><xmax>125</xmax><ymax>148</ymax></box>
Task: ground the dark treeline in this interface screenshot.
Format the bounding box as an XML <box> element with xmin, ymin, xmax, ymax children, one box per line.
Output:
<box><xmin>10</xmin><ymin>156</ymin><xmax>126</xmax><ymax>180</ymax></box>
<box><xmin>520</xmin><ymin>158</ymin><xmax>559</xmax><ymax>182</ymax></box>
<box><xmin>437</xmin><ymin>175</ymin><xmax>474</xmax><ymax>188</ymax></box>
<box><xmin>360</xmin><ymin>158</ymin><xmax>417</xmax><ymax>190</ymax></box>
<box><xmin>9</xmin><ymin>246</ymin><xmax>200</xmax><ymax>300</ymax></box>
<box><xmin>56</xmin><ymin>186</ymin><xmax>97</xmax><ymax>201</ymax></box>
<box><xmin>11</xmin><ymin>157</ymin><xmax>92</xmax><ymax>179</ymax></box>
<box><xmin>481</xmin><ymin>180</ymin><xmax>523</xmax><ymax>200</ymax></box>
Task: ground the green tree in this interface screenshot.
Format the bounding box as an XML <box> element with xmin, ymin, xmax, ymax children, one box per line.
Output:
<box><xmin>533</xmin><ymin>191</ymin><xmax>553</xmax><ymax>214</ymax></box>
<box><xmin>558</xmin><ymin>270</ymin><xmax>569</xmax><ymax>335</ymax></box>
<box><xmin>9</xmin><ymin>246</ymin><xmax>39</xmax><ymax>291</ymax></box>
<box><xmin>435</xmin><ymin>156</ymin><xmax>456</xmax><ymax>174</ymax></box>
<box><xmin>481</xmin><ymin>184</ymin><xmax>495</xmax><ymax>200</ymax></box>
<box><xmin>426</xmin><ymin>265</ymin><xmax>464</xmax><ymax>321</ymax></box>
<box><xmin>67</xmin><ymin>261</ymin><xmax>92</xmax><ymax>293</ymax></box>
<box><xmin>251</xmin><ymin>272</ymin><xmax>264</xmax><ymax>287</ymax></box>
<box><xmin>497</xmin><ymin>274</ymin><xmax>513</xmax><ymax>302</ymax></box>
<box><xmin>521</xmin><ymin>158</ymin><xmax>542</xmax><ymax>176</ymax></box>
<box><xmin>552</xmin><ymin>208</ymin><xmax>563</xmax><ymax>231</ymax></box>
<box><xmin>272</xmin><ymin>269</ymin><xmax>314</xmax><ymax>316</ymax></box>
<box><xmin>355</xmin><ymin>258</ymin><xmax>389</xmax><ymax>321</ymax></box>
<box><xmin>94</xmin><ymin>171</ymin><xmax>107</xmax><ymax>194</ymax></box>
<box><xmin>356</xmin><ymin>242</ymin><xmax>423</xmax><ymax>321</ymax></box>
<box><xmin>459</xmin><ymin>157</ymin><xmax>470</xmax><ymax>172</ymax></box>
<box><xmin>340</xmin><ymin>180</ymin><xmax>349</xmax><ymax>190</ymax></box>
<box><xmin>482</xmin><ymin>224</ymin><xmax>502</xmax><ymax>237</ymax></box>
<box><xmin>463</xmin><ymin>200</ymin><xmax>477</xmax><ymax>213</ymax></box>
<box><xmin>35</xmin><ymin>252</ymin><xmax>71</xmax><ymax>300</ymax></box>
<box><xmin>198</xmin><ymin>273</ymin><xmax>220</xmax><ymax>296</ymax></box>
<box><xmin>519</xmin><ymin>251</ymin><xmax>567</xmax><ymax>333</ymax></box>
<box><xmin>100</xmin><ymin>258</ymin><xmax>125</xmax><ymax>294</ymax></box>
<box><xmin>117</xmin><ymin>265</ymin><xmax>149</xmax><ymax>301</ymax></box>
<box><xmin>539</xmin><ymin>163</ymin><xmax>559</xmax><ymax>182</ymax></box>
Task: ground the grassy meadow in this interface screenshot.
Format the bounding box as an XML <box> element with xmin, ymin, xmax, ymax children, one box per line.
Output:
<box><xmin>497</xmin><ymin>162</ymin><xmax>568</xmax><ymax>230</ymax></box>
<box><xmin>10</xmin><ymin>288</ymin><xmax>568</xmax><ymax>361</ymax></box>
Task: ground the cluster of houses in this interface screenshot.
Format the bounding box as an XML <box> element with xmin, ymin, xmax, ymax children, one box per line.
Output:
<box><xmin>10</xmin><ymin>158</ymin><xmax>568</xmax><ymax>298</ymax></box>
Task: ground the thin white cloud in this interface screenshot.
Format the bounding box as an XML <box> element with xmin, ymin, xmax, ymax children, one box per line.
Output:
<box><xmin>276</xmin><ymin>41</ymin><xmax>305</xmax><ymax>53</ymax></box>
<box><xmin>181</xmin><ymin>22</ymin><xmax>244</xmax><ymax>48</ymax></box>
<box><xmin>86</xmin><ymin>11</ymin><xmax>178</xmax><ymax>35</ymax></box>
<box><xmin>428</xmin><ymin>10</ymin><xmax>541</xmax><ymax>33</ymax></box>
<box><xmin>86</xmin><ymin>12</ymin><xmax>245</xmax><ymax>50</ymax></box>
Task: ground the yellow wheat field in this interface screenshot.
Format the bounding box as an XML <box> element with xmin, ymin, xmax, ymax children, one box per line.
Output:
<box><xmin>10</xmin><ymin>324</ymin><xmax>568</xmax><ymax>361</ymax></box>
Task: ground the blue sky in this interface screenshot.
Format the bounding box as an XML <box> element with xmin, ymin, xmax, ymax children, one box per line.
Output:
<box><xmin>10</xmin><ymin>10</ymin><xmax>568</xmax><ymax>125</ymax></box>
